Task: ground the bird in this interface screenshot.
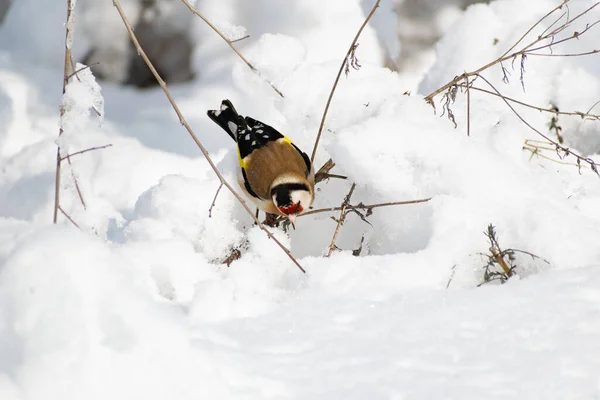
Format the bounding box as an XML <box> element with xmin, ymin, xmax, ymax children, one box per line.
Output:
<box><xmin>207</xmin><ymin>100</ymin><xmax>314</xmax><ymax>228</ymax></box>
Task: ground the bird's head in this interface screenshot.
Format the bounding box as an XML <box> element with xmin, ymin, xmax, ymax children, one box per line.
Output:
<box><xmin>270</xmin><ymin>177</ymin><xmax>313</xmax><ymax>229</ymax></box>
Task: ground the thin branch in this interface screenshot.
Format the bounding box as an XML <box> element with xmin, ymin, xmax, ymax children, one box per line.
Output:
<box><xmin>314</xmin><ymin>158</ymin><xmax>348</xmax><ymax>184</ymax></box>
<box><xmin>208</xmin><ymin>182</ymin><xmax>223</xmax><ymax>218</ymax></box>
<box><xmin>446</xmin><ymin>264</ymin><xmax>458</xmax><ymax>290</ymax></box>
<box><xmin>465</xmin><ymin>74</ymin><xmax>471</xmax><ymax>136</ymax></box>
<box><xmin>67</xmin><ymin>61</ymin><xmax>100</xmax><ymax>80</ymax></box>
<box><xmin>113</xmin><ymin>0</ymin><xmax>305</xmax><ymax>273</ymax></box>
<box><xmin>526</xmin><ymin>49</ymin><xmax>600</xmax><ymax>57</ymax></box>
<box><xmin>310</xmin><ymin>0</ymin><xmax>381</xmax><ymax>163</ymax></box>
<box><xmin>230</xmin><ymin>34</ymin><xmax>250</xmax><ymax>43</ymax></box>
<box><xmin>586</xmin><ymin>99</ymin><xmax>600</xmax><ymax>114</ymax></box>
<box><xmin>60</xmin><ymin>144</ymin><xmax>113</xmax><ymax>161</ymax></box>
<box><xmin>69</xmin><ymin>166</ymin><xmax>87</xmax><ymax>210</ymax></box>
<box><xmin>54</xmin><ymin>0</ymin><xmax>75</xmax><ymax>224</ymax></box>
<box><xmin>180</xmin><ymin>0</ymin><xmax>283</xmax><ymax>97</ymax></box>
<box><xmin>456</xmin><ymin>83</ymin><xmax>600</xmax><ymax>120</ymax></box>
<box><xmin>58</xmin><ymin>205</ymin><xmax>81</xmax><ymax>229</ymax></box>
<box><xmin>301</xmin><ymin>196</ymin><xmax>432</xmax><ymax>218</ymax></box>
<box><xmin>327</xmin><ymin>183</ymin><xmax>357</xmax><ymax>257</ymax></box>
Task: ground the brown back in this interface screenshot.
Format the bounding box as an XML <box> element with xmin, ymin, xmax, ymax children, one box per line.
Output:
<box><xmin>244</xmin><ymin>139</ymin><xmax>309</xmax><ymax>199</ymax></box>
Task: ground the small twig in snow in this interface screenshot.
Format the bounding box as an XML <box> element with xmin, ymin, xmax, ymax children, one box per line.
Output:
<box><xmin>67</xmin><ymin>62</ymin><xmax>100</xmax><ymax>81</ymax></box>
<box><xmin>314</xmin><ymin>158</ymin><xmax>348</xmax><ymax>184</ymax></box>
<box><xmin>58</xmin><ymin>205</ymin><xmax>81</xmax><ymax>229</ymax></box>
<box><xmin>230</xmin><ymin>34</ymin><xmax>250</xmax><ymax>43</ymax></box>
<box><xmin>208</xmin><ymin>182</ymin><xmax>223</xmax><ymax>218</ymax></box>
<box><xmin>327</xmin><ymin>183</ymin><xmax>357</xmax><ymax>257</ymax></box>
<box><xmin>300</xmin><ymin>197</ymin><xmax>432</xmax><ymax>218</ymax></box>
<box><xmin>60</xmin><ymin>144</ymin><xmax>113</xmax><ymax>162</ymax></box>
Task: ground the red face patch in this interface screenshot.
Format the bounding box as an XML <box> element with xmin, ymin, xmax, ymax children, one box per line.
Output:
<box><xmin>279</xmin><ymin>203</ymin><xmax>303</xmax><ymax>215</ymax></box>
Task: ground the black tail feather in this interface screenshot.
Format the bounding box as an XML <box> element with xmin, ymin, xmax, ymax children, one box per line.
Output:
<box><xmin>207</xmin><ymin>99</ymin><xmax>247</xmax><ymax>141</ymax></box>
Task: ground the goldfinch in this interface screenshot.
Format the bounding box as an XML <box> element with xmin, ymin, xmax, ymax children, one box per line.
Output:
<box><xmin>207</xmin><ymin>100</ymin><xmax>314</xmax><ymax>227</ymax></box>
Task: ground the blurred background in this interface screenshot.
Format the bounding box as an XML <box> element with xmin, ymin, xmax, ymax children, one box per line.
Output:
<box><xmin>0</xmin><ymin>0</ymin><xmax>485</xmax><ymax>89</ymax></box>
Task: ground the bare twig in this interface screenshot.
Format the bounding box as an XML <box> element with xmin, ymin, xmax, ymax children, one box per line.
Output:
<box><xmin>465</xmin><ymin>74</ymin><xmax>471</xmax><ymax>136</ymax></box>
<box><xmin>301</xmin><ymin>196</ymin><xmax>432</xmax><ymax>218</ymax></box>
<box><xmin>113</xmin><ymin>0</ymin><xmax>305</xmax><ymax>273</ymax></box>
<box><xmin>327</xmin><ymin>183</ymin><xmax>357</xmax><ymax>257</ymax></box>
<box><xmin>223</xmin><ymin>248</ymin><xmax>242</xmax><ymax>267</ymax></box>
<box><xmin>490</xmin><ymin>246</ymin><xmax>513</xmax><ymax>277</ymax></box>
<box><xmin>230</xmin><ymin>34</ymin><xmax>250</xmax><ymax>43</ymax></box>
<box><xmin>180</xmin><ymin>0</ymin><xmax>283</xmax><ymax>97</ymax></box>
<box><xmin>314</xmin><ymin>158</ymin><xmax>348</xmax><ymax>184</ymax></box>
<box><xmin>310</xmin><ymin>0</ymin><xmax>381</xmax><ymax>163</ymax></box>
<box><xmin>60</xmin><ymin>144</ymin><xmax>113</xmax><ymax>161</ymax></box>
<box><xmin>446</xmin><ymin>264</ymin><xmax>458</xmax><ymax>289</ymax></box>
<box><xmin>67</xmin><ymin>61</ymin><xmax>100</xmax><ymax>80</ymax></box>
<box><xmin>68</xmin><ymin>166</ymin><xmax>87</xmax><ymax>210</ymax></box>
<box><xmin>208</xmin><ymin>182</ymin><xmax>223</xmax><ymax>218</ymax></box>
<box><xmin>54</xmin><ymin>0</ymin><xmax>76</xmax><ymax>224</ymax></box>
<box><xmin>455</xmin><ymin>83</ymin><xmax>600</xmax><ymax>121</ymax></box>
<box><xmin>58</xmin><ymin>205</ymin><xmax>80</xmax><ymax>229</ymax></box>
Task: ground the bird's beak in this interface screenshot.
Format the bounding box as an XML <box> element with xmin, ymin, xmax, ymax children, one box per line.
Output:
<box><xmin>287</xmin><ymin>214</ymin><xmax>297</xmax><ymax>230</ymax></box>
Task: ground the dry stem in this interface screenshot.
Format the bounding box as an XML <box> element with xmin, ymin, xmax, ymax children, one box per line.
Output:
<box><xmin>61</xmin><ymin>144</ymin><xmax>113</xmax><ymax>162</ymax></box>
<box><xmin>53</xmin><ymin>0</ymin><xmax>76</xmax><ymax>223</ymax></box>
<box><xmin>310</xmin><ymin>0</ymin><xmax>381</xmax><ymax>163</ymax></box>
<box><xmin>301</xmin><ymin>197</ymin><xmax>432</xmax><ymax>218</ymax></box>
<box><xmin>208</xmin><ymin>182</ymin><xmax>223</xmax><ymax>218</ymax></box>
<box><xmin>456</xmin><ymin>84</ymin><xmax>600</xmax><ymax>121</ymax></box>
<box><xmin>180</xmin><ymin>0</ymin><xmax>283</xmax><ymax>97</ymax></box>
<box><xmin>113</xmin><ymin>0</ymin><xmax>305</xmax><ymax>273</ymax></box>
<box><xmin>314</xmin><ymin>158</ymin><xmax>348</xmax><ymax>184</ymax></box>
<box><xmin>327</xmin><ymin>183</ymin><xmax>357</xmax><ymax>257</ymax></box>
<box><xmin>58</xmin><ymin>205</ymin><xmax>80</xmax><ymax>229</ymax></box>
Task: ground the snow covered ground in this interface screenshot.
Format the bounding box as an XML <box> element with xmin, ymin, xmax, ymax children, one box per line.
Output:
<box><xmin>1</xmin><ymin>0</ymin><xmax>600</xmax><ymax>398</ymax></box>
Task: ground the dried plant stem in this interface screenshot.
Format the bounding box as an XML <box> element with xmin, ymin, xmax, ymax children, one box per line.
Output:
<box><xmin>58</xmin><ymin>205</ymin><xmax>81</xmax><ymax>229</ymax></box>
<box><xmin>180</xmin><ymin>0</ymin><xmax>283</xmax><ymax>97</ymax></box>
<box><xmin>456</xmin><ymin>84</ymin><xmax>600</xmax><ymax>121</ymax></box>
<box><xmin>67</xmin><ymin>62</ymin><xmax>100</xmax><ymax>80</ymax></box>
<box><xmin>61</xmin><ymin>144</ymin><xmax>113</xmax><ymax>162</ymax></box>
<box><xmin>465</xmin><ymin>74</ymin><xmax>471</xmax><ymax>136</ymax></box>
<box><xmin>208</xmin><ymin>182</ymin><xmax>223</xmax><ymax>218</ymax></box>
<box><xmin>113</xmin><ymin>0</ymin><xmax>305</xmax><ymax>273</ymax></box>
<box><xmin>69</xmin><ymin>167</ymin><xmax>87</xmax><ymax>210</ymax></box>
<box><xmin>301</xmin><ymin>196</ymin><xmax>432</xmax><ymax>218</ymax></box>
<box><xmin>327</xmin><ymin>183</ymin><xmax>357</xmax><ymax>257</ymax></box>
<box><xmin>53</xmin><ymin>0</ymin><xmax>76</xmax><ymax>224</ymax></box>
<box><xmin>310</xmin><ymin>0</ymin><xmax>381</xmax><ymax>163</ymax></box>
<box><xmin>314</xmin><ymin>158</ymin><xmax>348</xmax><ymax>184</ymax></box>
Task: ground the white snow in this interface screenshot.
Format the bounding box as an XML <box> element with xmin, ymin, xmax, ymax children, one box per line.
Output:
<box><xmin>1</xmin><ymin>0</ymin><xmax>600</xmax><ymax>398</ymax></box>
